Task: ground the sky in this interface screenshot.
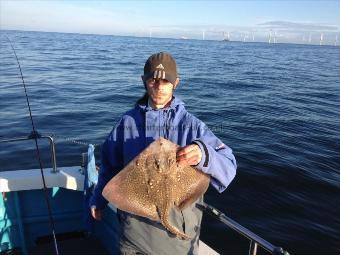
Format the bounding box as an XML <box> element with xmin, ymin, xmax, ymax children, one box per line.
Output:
<box><xmin>1</xmin><ymin>0</ymin><xmax>339</xmax><ymax>44</ymax></box>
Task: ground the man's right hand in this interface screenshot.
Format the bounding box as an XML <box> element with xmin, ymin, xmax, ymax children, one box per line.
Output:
<box><xmin>91</xmin><ymin>206</ymin><xmax>103</xmax><ymax>220</ymax></box>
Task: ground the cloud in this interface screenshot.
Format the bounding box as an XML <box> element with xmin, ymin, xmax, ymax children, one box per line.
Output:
<box><xmin>259</xmin><ymin>21</ymin><xmax>339</xmax><ymax>32</ymax></box>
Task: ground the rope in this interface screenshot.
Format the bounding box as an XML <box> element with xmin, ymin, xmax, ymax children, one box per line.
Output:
<box><xmin>49</xmin><ymin>133</ymin><xmax>102</xmax><ymax>147</ymax></box>
<box><xmin>5</xmin><ymin>35</ymin><xmax>60</xmax><ymax>255</ymax></box>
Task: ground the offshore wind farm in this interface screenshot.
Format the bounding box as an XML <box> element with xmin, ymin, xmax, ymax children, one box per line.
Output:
<box><xmin>146</xmin><ymin>24</ymin><xmax>339</xmax><ymax>46</ymax></box>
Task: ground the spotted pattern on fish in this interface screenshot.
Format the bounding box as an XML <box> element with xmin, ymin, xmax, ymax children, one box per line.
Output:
<box><xmin>102</xmin><ymin>137</ymin><xmax>210</xmax><ymax>239</ymax></box>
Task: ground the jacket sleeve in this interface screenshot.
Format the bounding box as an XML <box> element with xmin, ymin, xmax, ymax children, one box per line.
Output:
<box><xmin>89</xmin><ymin>119</ymin><xmax>124</xmax><ymax>209</ymax></box>
<box><xmin>192</xmin><ymin>122</ymin><xmax>237</xmax><ymax>193</ymax></box>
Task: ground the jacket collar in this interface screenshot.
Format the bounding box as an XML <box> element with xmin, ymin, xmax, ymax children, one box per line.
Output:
<box><xmin>137</xmin><ymin>96</ymin><xmax>185</xmax><ymax>112</ymax></box>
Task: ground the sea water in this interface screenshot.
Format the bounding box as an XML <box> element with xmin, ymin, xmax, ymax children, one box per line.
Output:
<box><xmin>0</xmin><ymin>30</ymin><xmax>339</xmax><ymax>255</ymax></box>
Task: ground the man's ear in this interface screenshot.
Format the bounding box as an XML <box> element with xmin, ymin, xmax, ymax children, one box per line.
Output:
<box><xmin>173</xmin><ymin>78</ymin><xmax>180</xmax><ymax>90</ymax></box>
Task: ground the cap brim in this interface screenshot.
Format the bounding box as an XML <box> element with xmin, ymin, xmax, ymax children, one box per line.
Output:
<box><xmin>142</xmin><ymin>72</ymin><xmax>177</xmax><ymax>85</ymax></box>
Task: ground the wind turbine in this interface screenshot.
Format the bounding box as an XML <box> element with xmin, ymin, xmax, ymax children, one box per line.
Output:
<box><xmin>335</xmin><ymin>34</ymin><xmax>338</xmax><ymax>46</ymax></box>
<box><xmin>268</xmin><ymin>30</ymin><xmax>272</xmax><ymax>43</ymax></box>
<box><xmin>223</xmin><ymin>31</ymin><xmax>230</xmax><ymax>41</ymax></box>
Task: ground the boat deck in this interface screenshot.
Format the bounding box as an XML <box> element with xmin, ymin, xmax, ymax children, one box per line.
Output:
<box><xmin>29</xmin><ymin>234</ymin><xmax>109</xmax><ymax>255</ymax></box>
<box><xmin>0</xmin><ymin>166</ymin><xmax>219</xmax><ymax>255</ymax></box>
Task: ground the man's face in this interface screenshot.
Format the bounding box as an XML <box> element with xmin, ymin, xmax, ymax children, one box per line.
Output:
<box><xmin>145</xmin><ymin>78</ymin><xmax>178</xmax><ymax>109</ymax></box>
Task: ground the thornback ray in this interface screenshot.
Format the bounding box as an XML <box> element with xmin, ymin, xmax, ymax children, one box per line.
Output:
<box><xmin>102</xmin><ymin>137</ymin><xmax>210</xmax><ymax>239</ymax></box>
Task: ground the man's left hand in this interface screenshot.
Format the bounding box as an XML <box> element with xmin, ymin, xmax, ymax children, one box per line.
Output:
<box><xmin>176</xmin><ymin>144</ymin><xmax>202</xmax><ymax>167</ymax></box>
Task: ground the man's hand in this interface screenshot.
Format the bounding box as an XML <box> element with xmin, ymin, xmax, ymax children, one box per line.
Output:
<box><xmin>176</xmin><ymin>144</ymin><xmax>202</xmax><ymax>167</ymax></box>
<box><xmin>91</xmin><ymin>206</ymin><xmax>103</xmax><ymax>221</ymax></box>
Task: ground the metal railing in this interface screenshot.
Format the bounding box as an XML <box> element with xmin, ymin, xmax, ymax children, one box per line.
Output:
<box><xmin>197</xmin><ymin>203</ymin><xmax>290</xmax><ymax>255</ymax></box>
<box><xmin>0</xmin><ymin>132</ymin><xmax>58</xmax><ymax>173</ymax></box>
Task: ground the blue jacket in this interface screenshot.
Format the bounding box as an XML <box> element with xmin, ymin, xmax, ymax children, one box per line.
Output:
<box><xmin>90</xmin><ymin>96</ymin><xmax>237</xmax><ymax>210</ymax></box>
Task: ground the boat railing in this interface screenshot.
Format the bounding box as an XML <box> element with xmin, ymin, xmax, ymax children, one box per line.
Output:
<box><xmin>0</xmin><ymin>132</ymin><xmax>58</xmax><ymax>173</ymax></box>
<box><xmin>197</xmin><ymin>203</ymin><xmax>290</xmax><ymax>255</ymax></box>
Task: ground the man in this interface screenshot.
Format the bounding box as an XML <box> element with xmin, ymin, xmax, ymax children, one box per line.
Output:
<box><xmin>90</xmin><ymin>52</ymin><xmax>237</xmax><ymax>255</ymax></box>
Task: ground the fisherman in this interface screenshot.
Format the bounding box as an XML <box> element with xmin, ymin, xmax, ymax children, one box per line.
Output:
<box><xmin>90</xmin><ymin>52</ymin><xmax>237</xmax><ymax>255</ymax></box>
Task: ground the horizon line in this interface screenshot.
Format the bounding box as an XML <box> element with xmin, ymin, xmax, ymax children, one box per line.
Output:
<box><xmin>1</xmin><ymin>28</ymin><xmax>339</xmax><ymax>47</ymax></box>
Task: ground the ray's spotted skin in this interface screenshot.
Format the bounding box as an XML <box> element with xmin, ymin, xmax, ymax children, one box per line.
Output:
<box><xmin>102</xmin><ymin>137</ymin><xmax>210</xmax><ymax>239</ymax></box>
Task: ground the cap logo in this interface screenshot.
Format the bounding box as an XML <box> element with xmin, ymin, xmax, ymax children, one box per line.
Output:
<box><xmin>153</xmin><ymin>70</ymin><xmax>165</xmax><ymax>79</ymax></box>
<box><xmin>156</xmin><ymin>64</ymin><xmax>164</xmax><ymax>69</ymax></box>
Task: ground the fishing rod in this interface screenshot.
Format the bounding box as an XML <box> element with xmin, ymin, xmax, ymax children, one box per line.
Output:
<box><xmin>5</xmin><ymin>35</ymin><xmax>60</xmax><ymax>255</ymax></box>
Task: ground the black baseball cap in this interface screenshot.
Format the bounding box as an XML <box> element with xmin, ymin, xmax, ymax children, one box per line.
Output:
<box><xmin>142</xmin><ymin>52</ymin><xmax>178</xmax><ymax>85</ymax></box>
